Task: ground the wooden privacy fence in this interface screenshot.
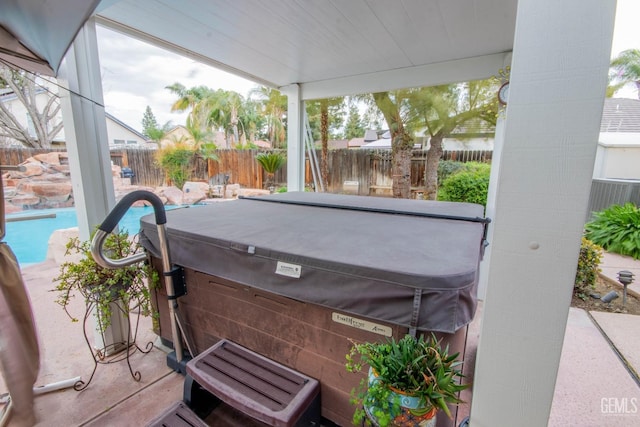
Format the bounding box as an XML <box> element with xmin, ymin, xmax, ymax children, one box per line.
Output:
<box><xmin>1</xmin><ymin>147</ymin><xmax>492</xmax><ymax>194</ymax></box>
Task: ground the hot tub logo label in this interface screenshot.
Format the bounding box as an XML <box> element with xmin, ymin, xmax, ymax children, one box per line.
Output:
<box><xmin>332</xmin><ymin>313</ymin><xmax>392</xmax><ymax>337</ymax></box>
<box><xmin>275</xmin><ymin>261</ymin><xmax>302</xmax><ymax>278</ymax></box>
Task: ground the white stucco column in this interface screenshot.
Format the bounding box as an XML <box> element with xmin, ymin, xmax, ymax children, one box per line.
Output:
<box><xmin>469</xmin><ymin>1</ymin><xmax>616</xmax><ymax>425</ymax></box>
<box><xmin>58</xmin><ymin>18</ymin><xmax>114</xmax><ymax>241</ymax></box>
<box><xmin>282</xmin><ymin>83</ymin><xmax>305</xmax><ymax>192</ymax></box>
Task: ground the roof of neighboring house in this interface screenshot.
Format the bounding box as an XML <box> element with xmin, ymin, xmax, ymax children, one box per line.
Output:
<box><xmin>105</xmin><ymin>112</ymin><xmax>148</xmax><ymax>140</ymax></box>
<box><xmin>601</xmin><ymin>98</ymin><xmax>640</xmax><ymax>133</ymax></box>
<box><xmin>314</xmin><ymin>139</ymin><xmax>349</xmax><ymax>150</ymax></box>
<box><xmin>329</xmin><ymin>139</ymin><xmax>348</xmax><ymax>149</ymax></box>
<box><xmin>253</xmin><ymin>140</ymin><xmax>271</xmax><ymax>148</ymax></box>
<box><xmin>364</xmin><ymin>129</ymin><xmax>378</xmax><ymax>142</ymax></box>
<box><xmin>348</xmin><ymin>137</ymin><xmax>366</xmax><ymax>148</ymax></box>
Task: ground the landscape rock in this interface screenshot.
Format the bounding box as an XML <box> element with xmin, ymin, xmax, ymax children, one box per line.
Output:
<box><xmin>236</xmin><ymin>188</ymin><xmax>271</xmax><ymax>197</ymax></box>
<box><xmin>9</xmin><ymin>195</ymin><xmax>40</xmax><ymax>208</ymax></box>
<box><xmin>225</xmin><ymin>183</ymin><xmax>241</xmax><ymax>199</ymax></box>
<box><xmin>16</xmin><ymin>161</ymin><xmax>44</xmax><ymax>177</ymax></box>
<box><xmin>33</xmin><ymin>152</ymin><xmax>62</xmax><ymax>165</ymax></box>
<box><xmin>157</xmin><ymin>186</ymin><xmax>183</xmax><ymax>205</ymax></box>
<box><xmin>49</xmin><ymin>164</ymin><xmax>70</xmax><ymax>174</ymax></box>
<box><xmin>2</xmin><ymin>155</ymin><xmax>260</xmax><ymax>214</ymax></box>
<box><xmin>182</xmin><ymin>181</ymin><xmax>209</xmax><ymax>205</ymax></box>
<box><xmin>30</xmin><ymin>182</ymin><xmax>72</xmax><ymax>202</ymax></box>
<box><xmin>47</xmin><ymin>227</ymin><xmax>81</xmax><ymax>265</ymax></box>
<box><xmin>4</xmin><ymin>204</ymin><xmax>22</xmax><ymax>214</ymax></box>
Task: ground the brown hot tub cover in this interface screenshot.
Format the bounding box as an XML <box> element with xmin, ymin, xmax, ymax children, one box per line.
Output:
<box><xmin>140</xmin><ymin>192</ymin><xmax>487</xmax><ymax>333</ymax></box>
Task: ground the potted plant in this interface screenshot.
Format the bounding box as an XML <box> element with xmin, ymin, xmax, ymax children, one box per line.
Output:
<box><xmin>53</xmin><ymin>229</ymin><xmax>159</xmax><ymax>356</ymax></box>
<box><xmin>345</xmin><ymin>334</ymin><xmax>469</xmax><ymax>427</ymax></box>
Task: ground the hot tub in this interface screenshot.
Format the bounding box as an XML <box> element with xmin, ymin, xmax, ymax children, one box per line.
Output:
<box><xmin>140</xmin><ymin>192</ymin><xmax>488</xmax><ymax>426</ymax></box>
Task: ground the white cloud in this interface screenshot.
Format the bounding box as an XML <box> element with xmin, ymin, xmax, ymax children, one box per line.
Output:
<box><xmin>96</xmin><ymin>26</ymin><xmax>258</xmax><ymax>133</ymax></box>
<box><xmin>611</xmin><ymin>0</ymin><xmax>639</xmax><ymax>57</ymax></box>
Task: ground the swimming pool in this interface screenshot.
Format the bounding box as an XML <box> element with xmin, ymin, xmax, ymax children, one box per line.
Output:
<box><xmin>3</xmin><ymin>206</ymin><xmax>175</xmax><ymax>266</ymax></box>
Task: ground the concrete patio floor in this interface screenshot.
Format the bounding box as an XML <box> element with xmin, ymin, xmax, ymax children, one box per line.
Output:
<box><xmin>1</xmin><ymin>255</ymin><xmax>640</xmax><ymax>426</ymax></box>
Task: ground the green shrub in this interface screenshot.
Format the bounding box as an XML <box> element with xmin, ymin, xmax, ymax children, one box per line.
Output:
<box><xmin>584</xmin><ymin>203</ymin><xmax>640</xmax><ymax>260</ymax></box>
<box><xmin>154</xmin><ymin>142</ymin><xmax>194</xmax><ymax>189</ymax></box>
<box><xmin>437</xmin><ymin>162</ymin><xmax>491</xmax><ymax>206</ymax></box>
<box><xmin>574</xmin><ymin>237</ymin><xmax>603</xmax><ymax>299</ymax></box>
<box><xmin>437</xmin><ymin>160</ymin><xmax>466</xmax><ymax>183</ymax></box>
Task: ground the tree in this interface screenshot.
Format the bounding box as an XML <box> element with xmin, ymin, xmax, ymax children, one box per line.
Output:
<box><xmin>344</xmin><ymin>103</ymin><xmax>365</xmax><ymax>139</ymax></box>
<box><xmin>145</xmin><ymin>121</ymin><xmax>173</xmax><ymax>144</ymax></box>
<box><xmin>410</xmin><ymin>81</ymin><xmax>497</xmax><ymax>200</ymax></box>
<box><xmin>239</xmin><ymin>98</ymin><xmax>265</xmax><ymax>144</ymax></box>
<box><xmin>371</xmin><ymin>90</ymin><xmax>416</xmax><ymax>199</ymax></box>
<box><xmin>0</xmin><ymin>66</ymin><xmax>63</xmax><ymax>148</ymax></box>
<box><xmin>165</xmin><ymin>83</ymin><xmax>213</xmax><ymax>114</ymax></box>
<box><xmin>197</xmin><ymin>89</ymin><xmax>245</xmax><ymax>147</ymax></box>
<box><xmin>609</xmin><ymin>49</ymin><xmax>640</xmax><ymax>99</ymax></box>
<box><xmin>141</xmin><ymin>106</ymin><xmax>159</xmax><ymax>138</ymax></box>
<box><xmin>250</xmin><ymin>86</ymin><xmax>287</xmax><ymax>148</ymax></box>
<box><xmin>306</xmin><ymin>97</ymin><xmax>344</xmax><ymax>190</ymax></box>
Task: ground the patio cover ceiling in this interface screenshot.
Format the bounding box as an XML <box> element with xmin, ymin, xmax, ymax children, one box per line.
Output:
<box><xmin>95</xmin><ymin>0</ymin><xmax>517</xmax><ymax>99</ymax></box>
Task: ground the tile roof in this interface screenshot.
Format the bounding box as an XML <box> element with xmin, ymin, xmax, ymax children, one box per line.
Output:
<box><xmin>601</xmin><ymin>98</ymin><xmax>640</xmax><ymax>133</ymax></box>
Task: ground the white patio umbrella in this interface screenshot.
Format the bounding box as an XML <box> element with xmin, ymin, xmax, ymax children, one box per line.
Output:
<box><xmin>0</xmin><ymin>167</ymin><xmax>39</xmax><ymax>426</ymax></box>
<box><xmin>0</xmin><ymin>4</ymin><xmax>99</xmax><ymax>422</ymax></box>
<box><xmin>0</xmin><ymin>0</ymin><xmax>100</xmax><ymax>75</ymax></box>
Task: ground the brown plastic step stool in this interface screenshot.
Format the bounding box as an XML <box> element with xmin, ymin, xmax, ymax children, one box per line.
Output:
<box><xmin>184</xmin><ymin>339</ymin><xmax>321</xmax><ymax>427</ymax></box>
<box><xmin>145</xmin><ymin>401</ymin><xmax>208</xmax><ymax>427</ymax></box>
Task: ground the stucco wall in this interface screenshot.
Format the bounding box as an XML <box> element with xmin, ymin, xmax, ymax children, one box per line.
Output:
<box><xmin>593</xmin><ymin>133</ymin><xmax>640</xmax><ymax>179</ymax></box>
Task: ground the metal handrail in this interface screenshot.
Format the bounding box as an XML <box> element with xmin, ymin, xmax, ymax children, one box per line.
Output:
<box><xmin>90</xmin><ymin>191</ymin><xmax>166</xmax><ymax>269</ymax></box>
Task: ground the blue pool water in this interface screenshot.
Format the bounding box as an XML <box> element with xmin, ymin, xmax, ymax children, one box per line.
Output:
<box><xmin>3</xmin><ymin>206</ymin><xmax>167</xmax><ymax>266</ymax></box>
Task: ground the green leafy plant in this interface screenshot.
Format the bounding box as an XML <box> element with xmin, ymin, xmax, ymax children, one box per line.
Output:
<box><xmin>437</xmin><ymin>162</ymin><xmax>490</xmax><ymax>206</ymax></box>
<box><xmin>154</xmin><ymin>142</ymin><xmax>195</xmax><ymax>189</ymax></box>
<box><xmin>196</xmin><ymin>142</ymin><xmax>220</xmax><ymax>162</ymax></box>
<box><xmin>345</xmin><ymin>334</ymin><xmax>469</xmax><ymax>426</ymax></box>
<box><xmin>53</xmin><ymin>229</ymin><xmax>159</xmax><ymax>335</ymax></box>
<box><xmin>437</xmin><ymin>160</ymin><xmax>466</xmax><ymax>184</ymax></box>
<box><xmin>585</xmin><ymin>203</ymin><xmax>640</xmax><ymax>260</ymax></box>
<box><xmin>256</xmin><ymin>151</ymin><xmax>286</xmax><ymax>189</ymax></box>
<box><xmin>574</xmin><ymin>237</ymin><xmax>603</xmax><ymax>300</ymax></box>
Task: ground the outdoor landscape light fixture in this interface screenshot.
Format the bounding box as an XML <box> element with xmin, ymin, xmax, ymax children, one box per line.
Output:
<box><xmin>617</xmin><ymin>270</ymin><xmax>635</xmax><ymax>307</ymax></box>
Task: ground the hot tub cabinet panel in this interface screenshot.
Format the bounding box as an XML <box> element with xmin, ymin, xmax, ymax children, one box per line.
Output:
<box><xmin>141</xmin><ymin>193</ymin><xmax>486</xmax><ymax>427</ymax></box>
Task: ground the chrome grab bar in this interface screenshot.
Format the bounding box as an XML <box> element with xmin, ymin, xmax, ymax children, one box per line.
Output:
<box><xmin>90</xmin><ymin>190</ymin><xmax>166</xmax><ymax>269</ymax></box>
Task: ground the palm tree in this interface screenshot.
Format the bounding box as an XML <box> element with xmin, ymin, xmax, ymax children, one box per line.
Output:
<box><xmin>610</xmin><ymin>49</ymin><xmax>640</xmax><ymax>99</ymax></box>
<box><xmin>250</xmin><ymin>87</ymin><xmax>287</xmax><ymax>148</ymax></box>
<box><xmin>307</xmin><ymin>97</ymin><xmax>344</xmax><ymax>191</ymax></box>
<box><xmin>165</xmin><ymin>83</ymin><xmax>214</xmax><ymax>113</ymax></box>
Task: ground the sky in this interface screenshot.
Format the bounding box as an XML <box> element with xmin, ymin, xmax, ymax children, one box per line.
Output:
<box><xmin>95</xmin><ymin>0</ymin><xmax>640</xmax><ymax>134</ymax></box>
<box><xmin>95</xmin><ymin>26</ymin><xmax>258</xmax><ymax>134</ymax></box>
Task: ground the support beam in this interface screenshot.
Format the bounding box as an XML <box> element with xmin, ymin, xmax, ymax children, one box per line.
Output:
<box><xmin>57</xmin><ymin>18</ymin><xmax>114</xmax><ymax>241</ymax></box>
<box><xmin>300</xmin><ymin>52</ymin><xmax>511</xmax><ymax>101</ymax></box>
<box><xmin>470</xmin><ymin>1</ymin><xmax>616</xmax><ymax>426</ymax></box>
<box><xmin>282</xmin><ymin>84</ymin><xmax>305</xmax><ymax>192</ymax></box>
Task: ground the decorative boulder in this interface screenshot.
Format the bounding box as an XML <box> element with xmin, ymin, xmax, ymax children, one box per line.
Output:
<box><xmin>182</xmin><ymin>181</ymin><xmax>209</xmax><ymax>205</ymax></box>
<box><xmin>157</xmin><ymin>186</ymin><xmax>183</xmax><ymax>206</ymax></box>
